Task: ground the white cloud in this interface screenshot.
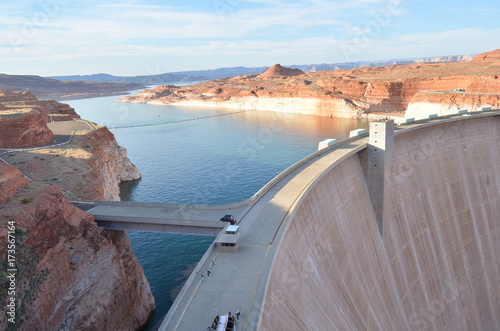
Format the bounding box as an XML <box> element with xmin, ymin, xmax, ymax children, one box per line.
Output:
<box><xmin>0</xmin><ymin>0</ymin><xmax>496</xmax><ymax>75</ymax></box>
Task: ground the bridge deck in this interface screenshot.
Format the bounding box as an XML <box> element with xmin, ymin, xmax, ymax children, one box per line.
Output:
<box><xmin>88</xmin><ymin>202</ymin><xmax>248</xmax><ymax>236</ymax></box>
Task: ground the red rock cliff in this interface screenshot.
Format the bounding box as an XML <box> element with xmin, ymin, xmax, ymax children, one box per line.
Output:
<box><xmin>0</xmin><ymin>109</ymin><xmax>54</xmax><ymax>148</ymax></box>
<box><xmin>0</xmin><ymin>162</ymin><xmax>29</xmax><ymax>204</ymax></box>
<box><xmin>0</xmin><ymin>90</ymin><xmax>80</xmax><ymax>122</ymax></box>
<box><xmin>0</xmin><ymin>90</ymin><xmax>82</xmax><ymax>148</ymax></box>
<box><xmin>77</xmin><ymin>127</ymin><xmax>142</xmax><ymax>201</ymax></box>
<box><xmin>0</xmin><ymin>185</ymin><xmax>154</xmax><ymax>330</ymax></box>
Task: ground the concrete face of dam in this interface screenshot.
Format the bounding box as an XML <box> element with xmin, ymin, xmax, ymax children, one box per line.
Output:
<box><xmin>259</xmin><ymin>115</ymin><xmax>500</xmax><ymax>330</ymax></box>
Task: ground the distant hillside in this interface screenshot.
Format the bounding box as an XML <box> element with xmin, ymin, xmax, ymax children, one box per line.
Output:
<box><xmin>0</xmin><ymin>74</ymin><xmax>144</xmax><ymax>100</ymax></box>
<box><xmin>47</xmin><ymin>72</ymin><xmax>207</xmax><ymax>85</ymax></box>
<box><xmin>48</xmin><ymin>66</ymin><xmax>269</xmax><ymax>84</ymax></box>
<box><xmin>48</xmin><ymin>54</ymin><xmax>474</xmax><ymax>84</ymax></box>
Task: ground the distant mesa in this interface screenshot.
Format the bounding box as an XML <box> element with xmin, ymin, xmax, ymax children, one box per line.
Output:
<box><xmin>257</xmin><ymin>64</ymin><xmax>305</xmax><ymax>78</ymax></box>
<box><xmin>472</xmin><ymin>49</ymin><xmax>500</xmax><ymax>63</ymax></box>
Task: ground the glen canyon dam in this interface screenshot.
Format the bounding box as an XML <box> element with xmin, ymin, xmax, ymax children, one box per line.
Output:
<box><xmin>258</xmin><ymin>113</ymin><xmax>500</xmax><ymax>330</ymax></box>
<box><xmin>158</xmin><ymin>110</ymin><xmax>500</xmax><ymax>330</ymax></box>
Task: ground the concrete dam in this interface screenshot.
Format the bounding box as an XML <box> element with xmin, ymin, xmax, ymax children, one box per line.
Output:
<box><xmin>259</xmin><ymin>114</ymin><xmax>500</xmax><ymax>330</ymax></box>
<box><xmin>141</xmin><ymin>111</ymin><xmax>500</xmax><ymax>330</ymax></box>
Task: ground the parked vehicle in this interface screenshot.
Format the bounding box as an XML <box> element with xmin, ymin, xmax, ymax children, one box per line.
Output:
<box><xmin>208</xmin><ymin>313</ymin><xmax>236</xmax><ymax>331</ymax></box>
<box><xmin>220</xmin><ymin>215</ymin><xmax>236</xmax><ymax>225</ymax></box>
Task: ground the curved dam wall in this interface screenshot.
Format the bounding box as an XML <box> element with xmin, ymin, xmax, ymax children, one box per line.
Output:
<box><xmin>259</xmin><ymin>115</ymin><xmax>500</xmax><ymax>330</ymax></box>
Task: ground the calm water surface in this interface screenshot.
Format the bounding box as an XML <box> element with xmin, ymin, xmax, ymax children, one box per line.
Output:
<box><xmin>66</xmin><ymin>93</ymin><xmax>368</xmax><ymax>329</ymax></box>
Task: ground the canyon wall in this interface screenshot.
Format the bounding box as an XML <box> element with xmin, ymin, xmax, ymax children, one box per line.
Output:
<box><xmin>76</xmin><ymin>127</ymin><xmax>142</xmax><ymax>201</ymax></box>
<box><xmin>0</xmin><ymin>91</ymin><xmax>153</xmax><ymax>330</ymax></box>
<box><xmin>259</xmin><ymin>115</ymin><xmax>500</xmax><ymax>330</ymax></box>
<box><xmin>0</xmin><ymin>185</ymin><xmax>154</xmax><ymax>330</ymax></box>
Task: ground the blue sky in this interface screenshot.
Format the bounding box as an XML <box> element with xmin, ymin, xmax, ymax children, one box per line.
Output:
<box><xmin>0</xmin><ymin>0</ymin><xmax>498</xmax><ymax>76</ymax></box>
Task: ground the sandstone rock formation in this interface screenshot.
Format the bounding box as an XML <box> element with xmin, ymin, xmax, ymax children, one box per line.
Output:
<box><xmin>0</xmin><ymin>90</ymin><xmax>82</xmax><ymax>148</ymax></box>
<box><xmin>120</xmin><ymin>50</ymin><xmax>500</xmax><ymax>120</ymax></box>
<box><xmin>406</xmin><ymin>91</ymin><xmax>500</xmax><ymax>120</ymax></box>
<box><xmin>0</xmin><ymin>109</ymin><xmax>54</xmax><ymax>148</ymax></box>
<box><xmin>471</xmin><ymin>49</ymin><xmax>500</xmax><ymax>62</ymax></box>
<box><xmin>0</xmin><ymin>184</ymin><xmax>154</xmax><ymax>330</ymax></box>
<box><xmin>77</xmin><ymin>127</ymin><xmax>142</xmax><ymax>201</ymax></box>
<box><xmin>1</xmin><ymin>125</ymin><xmax>142</xmax><ymax>202</ymax></box>
<box><xmin>0</xmin><ymin>162</ymin><xmax>29</xmax><ymax>204</ymax></box>
<box><xmin>0</xmin><ymin>90</ymin><xmax>37</xmax><ymax>103</ymax></box>
<box><xmin>0</xmin><ymin>90</ymin><xmax>80</xmax><ymax>121</ymax></box>
<box><xmin>257</xmin><ymin>64</ymin><xmax>305</xmax><ymax>78</ymax></box>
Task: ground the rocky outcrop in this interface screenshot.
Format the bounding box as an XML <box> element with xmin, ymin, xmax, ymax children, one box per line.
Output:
<box><xmin>0</xmin><ymin>185</ymin><xmax>154</xmax><ymax>330</ymax></box>
<box><xmin>0</xmin><ymin>109</ymin><xmax>54</xmax><ymax>148</ymax></box>
<box><xmin>119</xmin><ymin>49</ymin><xmax>500</xmax><ymax>119</ymax></box>
<box><xmin>415</xmin><ymin>54</ymin><xmax>474</xmax><ymax>63</ymax></box>
<box><xmin>466</xmin><ymin>75</ymin><xmax>500</xmax><ymax>93</ymax></box>
<box><xmin>471</xmin><ymin>49</ymin><xmax>500</xmax><ymax>62</ymax></box>
<box><xmin>1</xmin><ymin>124</ymin><xmax>141</xmax><ymax>202</ymax></box>
<box><xmin>22</xmin><ymin>100</ymin><xmax>80</xmax><ymax>122</ymax></box>
<box><xmin>0</xmin><ymin>90</ymin><xmax>83</xmax><ymax>148</ymax></box>
<box><xmin>0</xmin><ymin>90</ymin><xmax>37</xmax><ymax>103</ymax></box>
<box><xmin>257</xmin><ymin>64</ymin><xmax>305</xmax><ymax>78</ymax></box>
<box><xmin>0</xmin><ymin>89</ymin><xmax>80</xmax><ymax>122</ymax></box>
<box><xmin>76</xmin><ymin>127</ymin><xmax>142</xmax><ymax>201</ymax></box>
<box><xmin>0</xmin><ymin>162</ymin><xmax>29</xmax><ymax>204</ymax></box>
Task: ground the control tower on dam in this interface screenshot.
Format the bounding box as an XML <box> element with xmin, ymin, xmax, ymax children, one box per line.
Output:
<box><xmin>259</xmin><ymin>114</ymin><xmax>500</xmax><ymax>330</ymax></box>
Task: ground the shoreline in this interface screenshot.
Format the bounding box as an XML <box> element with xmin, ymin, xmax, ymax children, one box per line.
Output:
<box><xmin>117</xmin><ymin>96</ymin><xmax>406</xmax><ymax>122</ymax></box>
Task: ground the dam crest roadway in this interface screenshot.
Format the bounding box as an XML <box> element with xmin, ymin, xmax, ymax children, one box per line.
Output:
<box><xmin>75</xmin><ymin>108</ymin><xmax>500</xmax><ymax>330</ymax></box>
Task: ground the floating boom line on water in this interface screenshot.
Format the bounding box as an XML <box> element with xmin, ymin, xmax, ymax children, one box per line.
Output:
<box><xmin>108</xmin><ymin>109</ymin><xmax>256</xmax><ymax>129</ymax></box>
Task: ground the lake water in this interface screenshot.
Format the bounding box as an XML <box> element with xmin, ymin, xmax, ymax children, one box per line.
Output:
<box><xmin>66</xmin><ymin>93</ymin><xmax>368</xmax><ymax>329</ymax></box>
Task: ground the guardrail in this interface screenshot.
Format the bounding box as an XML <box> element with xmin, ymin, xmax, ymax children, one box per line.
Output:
<box><xmin>396</xmin><ymin>107</ymin><xmax>499</xmax><ymax>128</ymax></box>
